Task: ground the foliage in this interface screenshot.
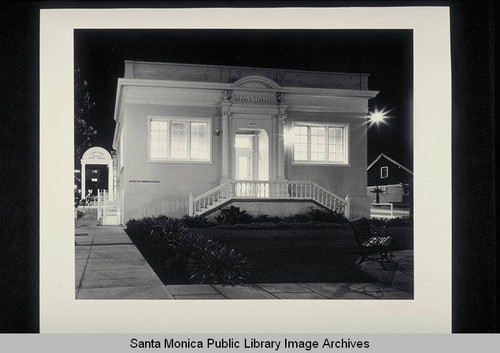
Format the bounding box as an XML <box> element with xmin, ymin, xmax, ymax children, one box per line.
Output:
<box><xmin>74</xmin><ymin>68</ymin><xmax>97</xmax><ymax>165</ymax></box>
<box><xmin>215</xmin><ymin>221</ymin><xmax>345</xmax><ymax>230</ymax></box>
<box><xmin>126</xmin><ymin>215</ymin><xmax>185</xmax><ymax>238</ymax></box>
<box><xmin>215</xmin><ymin>206</ymin><xmax>253</xmax><ymax>225</ymax></box>
<box><xmin>181</xmin><ymin>214</ymin><xmax>213</xmax><ymax>228</ymax></box>
<box><xmin>283</xmin><ymin>212</ymin><xmax>312</xmax><ymax>223</ymax></box>
<box><xmin>270</xmin><ymin>207</ymin><xmax>347</xmax><ymax>224</ymax></box>
<box><xmin>369</xmin><ymin>215</ymin><xmax>413</xmax><ymax>227</ymax></box>
<box><xmin>187</xmin><ymin>244</ymin><xmax>251</xmax><ymax>285</ymax></box>
<box><xmin>252</xmin><ymin>214</ymin><xmax>283</xmax><ymax>223</ymax></box>
<box><xmin>126</xmin><ymin>215</ymin><xmax>250</xmax><ymax>285</ymax></box>
<box><xmin>212</xmin><ymin>206</ymin><xmax>347</xmax><ymax>226</ymax></box>
<box><xmin>305</xmin><ymin>208</ymin><xmax>348</xmax><ymax>223</ymax></box>
<box><xmin>169</xmin><ymin>232</ymin><xmax>251</xmax><ymax>285</ymax></box>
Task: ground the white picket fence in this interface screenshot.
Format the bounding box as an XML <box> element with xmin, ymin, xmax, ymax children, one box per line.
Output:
<box><xmin>370</xmin><ymin>202</ymin><xmax>410</xmax><ymax>219</ymax></box>
<box><xmin>97</xmin><ymin>190</ymin><xmax>124</xmax><ymax>225</ymax></box>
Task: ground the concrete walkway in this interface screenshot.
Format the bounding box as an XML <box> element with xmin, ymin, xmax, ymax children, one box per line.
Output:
<box><xmin>75</xmin><ymin>208</ymin><xmax>173</xmax><ymax>299</ymax></box>
<box><xmin>75</xmin><ymin>208</ymin><xmax>413</xmax><ymax>300</ymax></box>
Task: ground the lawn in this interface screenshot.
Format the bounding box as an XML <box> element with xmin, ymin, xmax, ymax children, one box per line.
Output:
<box><xmin>127</xmin><ymin>224</ymin><xmax>413</xmax><ymax>285</ymax></box>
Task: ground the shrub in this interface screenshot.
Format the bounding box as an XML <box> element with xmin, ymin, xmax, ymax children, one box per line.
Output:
<box><xmin>181</xmin><ymin>214</ymin><xmax>212</xmax><ymax>228</ymax></box>
<box><xmin>169</xmin><ymin>232</ymin><xmax>251</xmax><ymax>285</ymax></box>
<box><xmin>215</xmin><ymin>206</ymin><xmax>253</xmax><ymax>225</ymax></box>
<box><xmin>150</xmin><ymin>217</ymin><xmax>186</xmax><ymax>238</ymax></box>
<box><xmin>126</xmin><ymin>215</ymin><xmax>251</xmax><ymax>285</ymax></box>
<box><xmin>215</xmin><ymin>221</ymin><xmax>344</xmax><ymax>230</ymax></box>
<box><xmin>306</xmin><ymin>208</ymin><xmax>348</xmax><ymax>223</ymax></box>
<box><xmin>126</xmin><ymin>216</ymin><xmax>185</xmax><ymax>236</ymax></box>
<box><xmin>284</xmin><ymin>212</ymin><xmax>312</xmax><ymax>223</ymax></box>
<box><xmin>187</xmin><ymin>244</ymin><xmax>251</xmax><ymax>285</ymax></box>
<box><xmin>370</xmin><ymin>215</ymin><xmax>413</xmax><ymax>227</ymax></box>
<box><xmin>252</xmin><ymin>214</ymin><xmax>283</xmax><ymax>223</ymax></box>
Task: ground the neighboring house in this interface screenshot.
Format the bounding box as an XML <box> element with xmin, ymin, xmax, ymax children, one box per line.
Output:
<box><xmin>79</xmin><ymin>147</ymin><xmax>117</xmax><ymax>199</ymax></box>
<box><xmin>367</xmin><ymin>153</ymin><xmax>413</xmax><ymax>204</ymax></box>
<box><xmin>112</xmin><ymin>61</ymin><xmax>379</xmax><ymax>222</ymax></box>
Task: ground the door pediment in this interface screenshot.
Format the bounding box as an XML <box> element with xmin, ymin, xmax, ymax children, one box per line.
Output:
<box><xmin>233</xmin><ymin>75</ymin><xmax>281</xmax><ymax>90</ymax></box>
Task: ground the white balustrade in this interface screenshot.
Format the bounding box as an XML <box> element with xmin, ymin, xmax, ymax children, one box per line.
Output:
<box><xmin>189</xmin><ymin>180</ymin><xmax>348</xmax><ymax>216</ymax></box>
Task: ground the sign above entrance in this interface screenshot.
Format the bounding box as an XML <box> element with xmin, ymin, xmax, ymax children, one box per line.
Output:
<box><xmin>87</xmin><ymin>151</ymin><xmax>108</xmax><ymax>161</ymax></box>
<box><xmin>81</xmin><ymin>146</ymin><xmax>113</xmax><ymax>164</ymax></box>
<box><xmin>234</xmin><ymin>94</ymin><xmax>276</xmax><ymax>104</ymax></box>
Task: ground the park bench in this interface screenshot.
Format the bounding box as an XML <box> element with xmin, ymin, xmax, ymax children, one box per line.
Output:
<box><xmin>349</xmin><ymin>218</ymin><xmax>395</xmax><ymax>268</ymax></box>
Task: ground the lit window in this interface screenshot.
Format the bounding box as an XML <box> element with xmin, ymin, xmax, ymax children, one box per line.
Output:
<box><xmin>292</xmin><ymin>122</ymin><xmax>349</xmax><ymax>164</ymax></box>
<box><xmin>149</xmin><ymin>118</ymin><xmax>211</xmax><ymax>162</ymax></box>
<box><xmin>381</xmin><ymin>166</ymin><xmax>388</xmax><ymax>178</ymax></box>
<box><xmin>293</xmin><ymin>126</ymin><xmax>308</xmax><ymax>161</ymax></box>
<box><xmin>170</xmin><ymin>121</ymin><xmax>188</xmax><ymax>159</ymax></box>
<box><xmin>190</xmin><ymin>122</ymin><xmax>209</xmax><ymax>160</ymax></box>
<box><xmin>91</xmin><ymin>178</ymin><xmax>98</xmax><ymax>182</ymax></box>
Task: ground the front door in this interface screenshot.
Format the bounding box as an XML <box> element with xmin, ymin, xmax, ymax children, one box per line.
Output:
<box><xmin>235</xmin><ymin>134</ymin><xmax>255</xmax><ymax>180</ymax></box>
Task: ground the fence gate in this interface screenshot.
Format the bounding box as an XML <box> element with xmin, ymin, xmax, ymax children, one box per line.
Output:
<box><xmin>97</xmin><ymin>190</ymin><xmax>124</xmax><ymax>225</ymax></box>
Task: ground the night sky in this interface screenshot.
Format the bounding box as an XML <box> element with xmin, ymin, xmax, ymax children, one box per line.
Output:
<box><xmin>75</xmin><ymin>29</ymin><xmax>413</xmax><ymax>169</ymax></box>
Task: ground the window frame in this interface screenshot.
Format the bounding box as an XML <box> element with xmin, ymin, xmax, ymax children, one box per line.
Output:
<box><xmin>148</xmin><ymin>116</ymin><xmax>212</xmax><ymax>163</ymax></box>
<box><xmin>380</xmin><ymin>166</ymin><xmax>389</xmax><ymax>178</ymax></box>
<box><xmin>291</xmin><ymin>121</ymin><xmax>350</xmax><ymax>166</ymax></box>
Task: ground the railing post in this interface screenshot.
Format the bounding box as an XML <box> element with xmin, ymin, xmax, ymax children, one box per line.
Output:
<box><xmin>345</xmin><ymin>194</ymin><xmax>351</xmax><ymax>220</ymax></box>
<box><xmin>188</xmin><ymin>192</ymin><xmax>194</xmax><ymax>216</ymax></box>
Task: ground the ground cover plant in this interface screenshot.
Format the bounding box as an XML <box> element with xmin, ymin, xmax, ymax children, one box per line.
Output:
<box><xmin>126</xmin><ymin>216</ymin><xmax>251</xmax><ymax>285</ymax></box>
<box><xmin>125</xmin><ymin>207</ymin><xmax>413</xmax><ymax>285</ymax></box>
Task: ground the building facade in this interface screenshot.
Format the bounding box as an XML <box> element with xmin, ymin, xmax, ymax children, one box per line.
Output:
<box><xmin>367</xmin><ymin>153</ymin><xmax>413</xmax><ymax>204</ymax></box>
<box><xmin>112</xmin><ymin>61</ymin><xmax>378</xmax><ymax>221</ymax></box>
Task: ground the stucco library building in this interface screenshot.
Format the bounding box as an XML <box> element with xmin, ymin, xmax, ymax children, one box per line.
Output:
<box><xmin>103</xmin><ymin>61</ymin><xmax>378</xmax><ymax>223</ymax></box>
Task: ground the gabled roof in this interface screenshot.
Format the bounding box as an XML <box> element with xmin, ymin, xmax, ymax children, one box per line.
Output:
<box><xmin>367</xmin><ymin>153</ymin><xmax>413</xmax><ymax>175</ymax></box>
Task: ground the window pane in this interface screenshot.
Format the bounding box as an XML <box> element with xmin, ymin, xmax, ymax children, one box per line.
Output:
<box><xmin>293</xmin><ymin>126</ymin><xmax>308</xmax><ymax>161</ymax></box>
<box><xmin>190</xmin><ymin>122</ymin><xmax>209</xmax><ymax>160</ymax></box>
<box><xmin>170</xmin><ymin>121</ymin><xmax>188</xmax><ymax>159</ymax></box>
<box><xmin>310</xmin><ymin>126</ymin><xmax>326</xmax><ymax>161</ymax></box>
<box><xmin>150</xmin><ymin>120</ymin><xmax>168</xmax><ymax>159</ymax></box>
<box><xmin>328</xmin><ymin>127</ymin><xmax>344</xmax><ymax>162</ymax></box>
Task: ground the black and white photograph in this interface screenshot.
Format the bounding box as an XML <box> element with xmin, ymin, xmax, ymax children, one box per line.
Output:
<box><xmin>73</xmin><ymin>29</ymin><xmax>414</xmax><ymax>301</ymax></box>
<box><xmin>0</xmin><ymin>0</ymin><xmax>497</xmax><ymax>345</ymax></box>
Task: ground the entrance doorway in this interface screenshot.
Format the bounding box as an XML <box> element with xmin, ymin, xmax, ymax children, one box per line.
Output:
<box><xmin>80</xmin><ymin>146</ymin><xmax>114</xmax><ymax>201</ymax></box>
<box><xmin>85</xmin><ymin>164</ymin><xmax>109</xmax><ymax>198</ymax></box>
<box><xmin>235</xmin><ymin>134</ymin><xmax>255</xmax><ymax>180</ymax></box>
<box><xmin>234</xmin><ymin>130</ymin><xmax>269</xmax><ymax>197</ymax></box>
<box><xmin>234</xmin><ymin>130</ymin><xmax>269</xmax><ymax>181</ymax></box>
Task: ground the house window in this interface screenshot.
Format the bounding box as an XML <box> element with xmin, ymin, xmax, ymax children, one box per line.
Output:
<box><xmin>149</xmin><ymin>117</ymin><xmax>211</xmax><ymax>162</ymax></box>
<box><xmin>381</xmin><ymin>166</ymin><xmax>389</xmax><ymax>178</ymax></box>
<box><xmin>292</xmin><ymin>122</ymin><xmax>349</xmax><ymax>164</ymax></box>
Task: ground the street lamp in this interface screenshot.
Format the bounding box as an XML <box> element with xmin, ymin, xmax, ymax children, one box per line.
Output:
<box><xmin>368</xmin><ymin>108</ymin><xmax>389</xmax><ymax>126</ymax></box>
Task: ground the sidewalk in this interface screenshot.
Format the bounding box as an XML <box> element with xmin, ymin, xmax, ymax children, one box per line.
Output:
<box><xmin>75</xmin><ymin>208</ymin><xmax>173</xmax><ymax>299</ymax></box>
<box><xmin>75</xmin><ymin>209</ymin><xmax>413</xmax><ymax>300</ymax></box>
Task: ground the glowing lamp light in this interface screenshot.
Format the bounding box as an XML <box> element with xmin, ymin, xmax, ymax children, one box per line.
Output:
<box><xmin>368</xmin><ymin>108</ymin><xmax>390</xmax><ymax>127</ymax></box>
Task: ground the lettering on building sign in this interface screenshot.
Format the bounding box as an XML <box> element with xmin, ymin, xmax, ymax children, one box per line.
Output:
<box><xmin>234</xmin><ymin>94</ymin><xmax>275</xmax><ymax>104</ymax></box>
<box><xmin>248</xmin><ymin>122</ymin><xmax>258</xmax><ymax>127</ymax></box>
<box><xmin>88</xmin><ymin>152</ymin><xmax>107</xmax><ymax>160</ymax></box>
<box><xmin>129</xmin><ymin>180</ymin><xmax>160</xmax><ymax>183</ymax></box>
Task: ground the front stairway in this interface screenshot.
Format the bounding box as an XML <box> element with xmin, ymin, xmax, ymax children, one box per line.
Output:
<box><xmin>188</xmin><ymin>180</ymin><xmax>350</xmax><ymax>218</ymax></box>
